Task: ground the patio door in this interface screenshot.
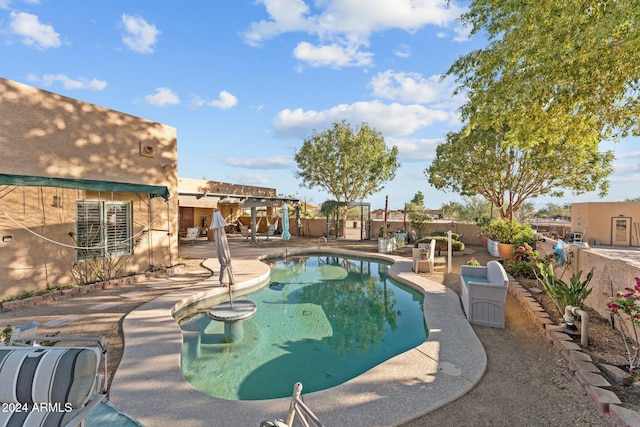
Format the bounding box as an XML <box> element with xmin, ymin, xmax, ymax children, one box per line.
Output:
<box><xmin>611</xmin><ymin>217</ymin><xmax>631</xmax><ymax>246</ymax></box>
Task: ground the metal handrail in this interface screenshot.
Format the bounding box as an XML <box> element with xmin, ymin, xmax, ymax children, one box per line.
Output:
<box><xmin>286</xmin><ymin>382</ymin><xmax>323</xmax><ymax>427</ymax></box>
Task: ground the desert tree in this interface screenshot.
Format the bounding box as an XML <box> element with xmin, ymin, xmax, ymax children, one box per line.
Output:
<box><xmin>294</xmin><ymin>120</ymin><xmax>399</xmax><ymax>230</ymax></box>
<box><xmin>426</xmin><ymin>125</ymin><xmax>613</xmax><ymax>220</ymax></box>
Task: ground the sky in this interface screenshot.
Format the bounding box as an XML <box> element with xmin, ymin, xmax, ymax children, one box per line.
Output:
<box><xmin>1</xmin><ymin>0</ymin><xmax>639</xmax><ymax>211</ymax></box>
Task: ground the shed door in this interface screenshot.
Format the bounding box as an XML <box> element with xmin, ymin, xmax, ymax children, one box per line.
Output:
<box><xmin>180</xmin><ymin>207</ymin><xmax>194</xmax><ymax>232</ymax></box>
<box><xmin>611</xmin><ymin>217</ymin><xmax>631</xmax><ymax>246</ymax></box>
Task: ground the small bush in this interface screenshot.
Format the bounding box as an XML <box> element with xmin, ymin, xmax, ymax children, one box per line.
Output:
<box><xmin>536</xmin><ymin>263</ymin><xmax>593</xmax><ymax>316</ymax></box>
<box><xmin>414</xmin><ymin>236</ymin><xmax>465</xmax><ymax>252</ymax></box>
<box><xmin>1</xmin><ymin>325</ymin><xmax>12</xmax><ymax>345</ymax></box>
<box><xmin>503</xmin><ymin>259</ymin><xmax>536</xmax><ymax>278</ymax></box>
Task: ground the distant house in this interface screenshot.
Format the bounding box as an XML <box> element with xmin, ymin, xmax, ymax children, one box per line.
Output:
<box><xmin>0</xmin><ymin>78</ymin><xmax>177</xmax><ymax>300</ymax></box>
<box><xmin>572</xmin><ymin>201</ymin><xmax>640</xmax><ymax>246</ymax></box>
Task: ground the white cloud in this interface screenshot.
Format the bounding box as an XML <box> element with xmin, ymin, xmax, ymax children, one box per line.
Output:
<box><xmin>223</xmin><ymin>156</ymin><xmax>292</xmax><ymax>169</ymax></box>
<box><xmin>615</xmin><ymin>151</ymin><xmax>640</xmax><ymax>160</ymax></box>
<box><xmin>192</xmin><ymin>91</ymin><xmax>238</xmax><ymax>110</ymax></box>
<box><xmin>388</xmin><ymin>136</ymin><xmax>443</xmax><ymax>163</ymax></box>
<box><xmin>394</xmin><ymin>44</ymin><xmax>411</xmax><ymax>58</ymax></box>
<box><xmin>9</xmin><ymin>11</ymin><xmax>60</xmax><ymax>49</ymax></box>
<box><xmin>242</xmin><ymin>0</ymin><xmax>311</xmax><ymax>46</ymax></box>
<box><xmin>121</xmin><ymin>14</ymin><xmax>160</xmax><ymax>54</ymax></box>
<box><xmin>273</xmin><ymin>100</ymin><xmax>450</xmax><ymax>138</ymax></box>
<box><xmin>228</xmin><ymin>172</ymin><xmax>270</xmax><ymax>185</ymax></box>
<box><xmin>244</xmin><ymin>0</ymin><xmax>465</xmax><ymax>68</ymax></box>
<box><xmin>452</xmin><ymin>23</ymin><xmax>472</xmax><ymax>42</ymax></box>
<box><xmin>144</xmin><ymin>87</ymin><xmax>180</xmax><ymax>106</ymax></box>
<box><xmin>611</xmin><ymin>163</ymin><xmax>640</xmax><ymax>175</ymax></box>
<box><xmin>370</xmin><ymin>70</ymin><xmax>452</xmax><ymax>104</ymax></box>
<box><xmin>245</xmin><ymin>0</ymin><xmax>462</xmax><ymax>43</ymax></box>
<box><xmin>26</xmin><ymin>74</ymin><xmax>107</xmax><ymax>90</ymax></box>
<box><xmin>293</xmin><ymin>41</ymin><xmax>373</xmax><ymax>68</ymax></box>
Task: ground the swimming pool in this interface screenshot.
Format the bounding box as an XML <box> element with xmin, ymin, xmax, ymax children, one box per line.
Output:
<box><xmin>180</xmin><ymin>255</ymin><xmax>427</xmax><ymax>400</ymax></box>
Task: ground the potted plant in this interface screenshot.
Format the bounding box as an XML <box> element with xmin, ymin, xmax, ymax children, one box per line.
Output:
<box><xmin>488</xmin><ymin>219</ymin><xmax>535</xmax><ymax>260</ymax></box>
<box><xmin>378</xmin><ymin>223</ymin><xmax>394</xmax><ymax>253</ymax></box>
<box><xmin>420</xmin><ymin>247</ymin><xmax>429</xmax><ymax>259</ymax></box>
<box><xmin>475</xmin><ymin>216</ymin><xmax>492</xmax><ymax>248</ymax></box>
<box><xmin>467</xmin><ymin>257</ymin><xmax>481</xmax><ymax>266</ymax></box>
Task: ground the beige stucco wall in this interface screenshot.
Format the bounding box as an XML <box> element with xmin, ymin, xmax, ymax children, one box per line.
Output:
<box><xmin>572</xmin><ymin>201</ymin><xmax>640</xmax><ymax>246</ymax></box>
<box><xmin>0</xmin><ymin>78</ymin><xmax>178</xmax><ymax>300</ymax></box>
<box><xmin>535</xmin><ymin>239</ymin><xmax>640</xmax><ymax>337</ymax></box>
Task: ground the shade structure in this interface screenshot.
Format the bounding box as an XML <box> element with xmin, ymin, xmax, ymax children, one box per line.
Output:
<box><xmin>210</xmin><ymin>211</ymin><xmax>235</xmax><ymax>307</ymax></box>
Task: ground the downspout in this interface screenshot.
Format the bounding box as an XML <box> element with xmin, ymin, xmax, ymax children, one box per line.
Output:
<box><xmin>564</xmin><ymin>305</ymin><xmax>589</xmax><ymax>347</ymax></box>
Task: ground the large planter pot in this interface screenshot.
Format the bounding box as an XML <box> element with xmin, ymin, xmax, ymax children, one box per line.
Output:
<box><xmin>498</xmin><ymin>242</ymin><xmax>516</xmax><ymax>260</ymax></box>
<box><xmin>377</xmin><ymin>238</ymin><xmax>394</xmax><ymax>253</ymax></box>
<box><xmin>487</xmin><ymin>238</ymin><xmax>500</xmax><ymax>257</ymax></box>
<box><xmin>480</xmin><ymin>235</ymin><xmax>489</xmax><ymax>248</ymax></box>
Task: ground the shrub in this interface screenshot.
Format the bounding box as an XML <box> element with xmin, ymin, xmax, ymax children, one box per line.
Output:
<box><xmin>503</xmin><ymin>259</ymin><xmax>536</xmax><ymax>278</ymax></box>
<box><xmin>414</xmin><ymin>236</ymin><xmax>465</xmax><ymax>252</ymax></box>
<box><xmin>1</xmin><ymin>325</ymin><xmax>12</xmax><ymax>345</ymax></box>
<box><xmin>535</xmin><ymin>263</ymin><xmax>593</xmax><ymax>316</ymax></box>
<box><xmin>488</xmin><ymin>219</ymin><xmax>535</xmax><ymax>245</ymax></box>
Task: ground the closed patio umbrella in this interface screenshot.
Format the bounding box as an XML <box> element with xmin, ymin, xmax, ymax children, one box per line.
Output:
<box><xmin>281</xmin><ymin>205</ymin><xmax>291</xmax><ymax>257</ymax></box>
<box><xmin>210</xmin><ymin>210</ymin><xmax>235</xmax><ymax>307</ymax></box>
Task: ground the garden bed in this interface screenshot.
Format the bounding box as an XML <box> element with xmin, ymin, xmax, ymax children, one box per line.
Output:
<box><xmin>517</xmin><ymin>276</ymin><xmax>640</xmax><ymax>413</ymax></box>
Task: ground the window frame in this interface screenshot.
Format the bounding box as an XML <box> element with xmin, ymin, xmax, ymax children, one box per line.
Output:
<box><xmin>75</xmin><ymin>200</ymin><xmax>132</xmax><ymax>260</ymax></box>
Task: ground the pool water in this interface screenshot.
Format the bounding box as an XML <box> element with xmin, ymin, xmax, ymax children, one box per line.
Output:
<box><xmin>180</xmin><ymin>255</ymin><xmax>427</xmax><ymax>400</ymax></box>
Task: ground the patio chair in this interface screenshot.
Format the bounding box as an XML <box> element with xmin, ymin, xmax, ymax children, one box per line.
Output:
<box><xmin>180</xmin><ymin>227</ymin><xmax>200</xmax><ymax>246</ymax></box>
<box><xmin>1</xmin><ymin>331</ymin><xmax>107</xmax><ymax>427</ymax></box>
<box><xmin>238</xmin><ymin>222</ymin><xmax>250</xmax><ymax>241</ymax></box>
<box><xmin>572</xmin><ymin>227</ymin><xmax>586</xmax><ymax>243</ymax></box>
<box><xmin>260</xmin><ymin>382</ymin><xmax>323</xmax><ymax>427</ymax></box>
<box><xmin>413</xmin><ymin>239</ymin><xmax>435</xmax><ymax>274</ymax></box>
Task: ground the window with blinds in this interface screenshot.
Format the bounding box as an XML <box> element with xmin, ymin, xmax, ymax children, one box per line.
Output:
<box><xmin>76</xmin><ymin>201</ymin><xmax>132</xmax><ymax>260</ymax></box>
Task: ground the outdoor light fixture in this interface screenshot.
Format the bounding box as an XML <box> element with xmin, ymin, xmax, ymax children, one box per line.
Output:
<box><xmin>2</xmin><ymin>236</ymin><xmax>12</xmax><ymax>242</ymax></box>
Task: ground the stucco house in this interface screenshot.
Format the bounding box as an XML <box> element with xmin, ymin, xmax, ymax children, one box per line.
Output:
<box><xmin>0</xmin><ymin>78</ymin><xmax>178</xmax><ymax>300</ymax></box>
<box><xmin>571</xmin><ymin>201</ymin><xmax>640</xmax><ymax>247</ymax></box>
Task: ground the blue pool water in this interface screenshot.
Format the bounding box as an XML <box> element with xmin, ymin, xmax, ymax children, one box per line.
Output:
<box><xmin>180</xmin><ymin>255</ymin><xmax>427</xmax><ymax>400</ymax></box>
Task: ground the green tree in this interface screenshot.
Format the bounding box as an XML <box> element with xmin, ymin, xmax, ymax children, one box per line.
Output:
<box><xmin>426</xmin><ymin>125</ymin><xmax>613</xmax><ymax>220</ymax></box>
<box><xmin>409</xmin><ymin>191</ymin><xmax>425</xmax><ymax>208</ymax></box>
<box><xmin>441</xmin><ymin>196</ymin><xmax>492</xmax><ymax>222</ymax></box>
<box><xmin>406</xmin><ymin>191</ymin><xmax>430</xmax><ymax>237</ymax></box>
<box><xmin>295</xmin><ymin>120</ymin><xmax>400</xmax><ymax>226</ymax></box>
<box><xmin>448</xmin><ymin>1</ymin><xmax>640</xmax><ymax>142</ymax></box>
<box><xmin>534</xmin><ymin>203</ymin><xmax>571</xmax><ymax>218</ymax></box>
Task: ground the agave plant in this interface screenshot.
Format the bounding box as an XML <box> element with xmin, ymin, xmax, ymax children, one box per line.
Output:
<box><xmin>536</xmin><ymin>263</ymin><xmax>594</xmax><ymax>316</ymax></box>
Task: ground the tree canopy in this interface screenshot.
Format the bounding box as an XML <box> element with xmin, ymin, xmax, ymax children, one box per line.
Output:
<box><xmin>294</xmin><ymin>120</ymin><xmax>399</xmax><ymax>206</ymax></box>
<box><xmin>426</xmin><ymin>125</ymin><xmax>614</xmax><ymax>219</ymax></box>
<box><xmin>449</xmin><ymin>1</ymin><xmax>640</xmax><ymax>142</ymax></box>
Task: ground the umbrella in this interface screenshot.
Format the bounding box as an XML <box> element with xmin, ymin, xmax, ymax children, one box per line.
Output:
<box><xmin>281</xmin><ymin>205</ymin><xmax>291</xmax><ymax>257</ymax></box>
<box><xmin>210</xmin><ymin>210</ymin><xmax>235</xmax><ymax>307</ymax></box>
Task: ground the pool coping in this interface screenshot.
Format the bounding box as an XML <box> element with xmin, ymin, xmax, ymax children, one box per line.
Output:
<box><xmin>109</xmin><ymin>248</ymin><xmax>487</xmax><ymax>427</ymax></box>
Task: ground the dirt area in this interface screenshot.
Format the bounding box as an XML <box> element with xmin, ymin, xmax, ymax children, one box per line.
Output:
<box><xmin>1</xmin><ymin>239</ymin><xmax>634</xmax><ymax>426</ymax></box>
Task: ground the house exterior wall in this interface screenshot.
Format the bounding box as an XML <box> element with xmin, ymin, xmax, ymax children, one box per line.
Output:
<box><xmin>572</xmin><ymin>201</ymin><xmax>640</xmax><ymax>246</ymax></box>
<box><xmin>0</xmin><ymin>78</ymin><xmax>178</xmax><ymax>300</ymax></box>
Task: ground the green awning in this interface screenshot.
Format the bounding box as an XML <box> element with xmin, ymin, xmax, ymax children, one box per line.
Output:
<box><xmin>0</xmin><ymin>174</ymin><xmax>170</xmax><ymax>201</ymax></box>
